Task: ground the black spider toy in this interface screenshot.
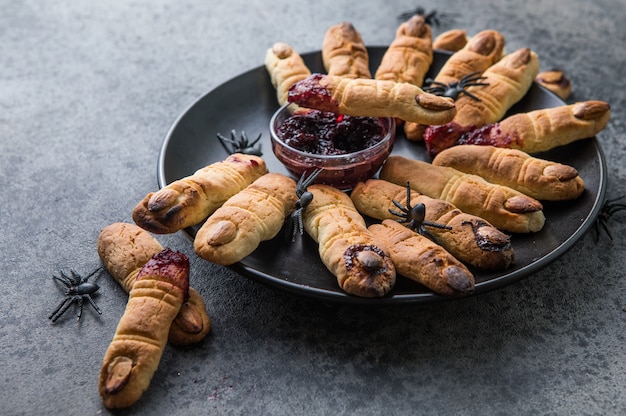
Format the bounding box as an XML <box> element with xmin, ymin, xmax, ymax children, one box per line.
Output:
<box><xmin>398</xmin><ymin>6</ymin><xmax>456</xmax><ymax>27</ymax></box>
<box><xmin>49</xmin><ymin>267</ymin><xmax>103</xmax><ymax>323</ymax></box>
<box><xmin>423</xmin><ymin>71</ymin><xmax>489</xmax><ymax>101</ymax></box>
<box><xmin>217</xmin><ymin>130</ymin><xmax>263</xmax><ymax>156</ymax></box>
<box><xmin>594</xmin><ymin>195</ymin><xmax>626</xmax><ymax>241</ymax></box>
<box><xmin>286</xmin><ymin>168</ymin><xmax>323</xmax><ymax>242</ymax></box>
<box><xmin>389</xmin><ymin>181</ymin><xmax>452</xmax><ymax>241</ymax></box>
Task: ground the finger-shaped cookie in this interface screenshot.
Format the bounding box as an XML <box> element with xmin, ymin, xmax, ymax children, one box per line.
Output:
<box><xmin>432</xmin><ymin>145</ymin><xmax>585</xmax><ymax>201</ymax></box>
<box><xmin>351</xmin><ymin>179</ymin><xmax>514</xmax><ymax>270</ymax></box>
<box><xmin>404</xmin><ymin>29</ymin><xmax>505</xmax><ymax>140</ymax></box>
<box><xmin>322</xmin><ymin>22</ymin><xmax>371</xmax><ymax>79</ymax></box>
<box><xmin>369</xmin><ymin>220</ymin><xmax>475</xmax><ymax>296</ymax></box>
<box><xmin>265</xmin><ymin>42</ymin><xmax>312</xmax><ymax>106</ymax></box>
<box><xmin>194</xmin><ymin>173</ymin><xmax>298</xmax><ymax>265</ymax></box>
<box><xmin>132</xmin><ymin>154</ymin><xmax>268</xmax><ymax>234</ymax></box>
<box><xmin>433</xmin><ymin>30</ymin><xmax>505</xmax><ymax>85</ymax></box>
<box><xmin>99</xmin><ymin>248</ymin><xmax>189</xmax><ymax>409</ymax></box>
<box><xmin>451</xmin><ymin>47</ymin><xmax>540</xmax><ymax>127</ymax></box>
<box><xmin>303</xmin><ymin>184</ymin><xmax>396</xmax><ymax>298</ymax></box>
<box><xmin>97</xmin><ymin>222</ymin><xmax>211</xmax><ymax>347</ymax></box>
<box><xmin>380</xmin><ymin>155</ymin><xmax>545</xmax><ymax>233</ymax></box>
<box><xmin>423</xmin><ymin>48</ymin><xmax>540</xmax><ymax>155</ymax></box>
<box><xmin>375</xmin><ymin>15</ymin><xmax>433</xmax><ymax>86</ymax></box>
<box><xmin>457</xmin><ymin>100</ymin><xmax>610</xmax><ymax>154</ymax></box>
<box><xmin>433</xmin><ymin>29</ymin><xmax>468</xmax><ymax>52</ymax></box>
<box><xmin>288</xmin><ymin>73</ymin><xmax>456</xmax><ymax>125</ymax></box>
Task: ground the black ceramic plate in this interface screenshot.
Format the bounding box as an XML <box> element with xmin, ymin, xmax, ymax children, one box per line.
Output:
<box><xmin>158</xmin><ymin>47</ymin><xmax>607</xmax><ymax>304</ymax></box>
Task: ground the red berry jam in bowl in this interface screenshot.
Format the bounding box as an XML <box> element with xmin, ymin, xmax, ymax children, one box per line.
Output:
<box><xmin>269</xmin><ymin>104</ymin><xmax>396</xmax><ymax>191</ymax></box>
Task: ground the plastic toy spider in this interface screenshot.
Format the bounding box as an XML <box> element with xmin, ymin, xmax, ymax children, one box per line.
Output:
<box><xmin>389</xmin><ymin>181</ymin><xmax>452</xmax><ymax>241</ymax></box>
<box><xmin>286</xmin><ymin>168</ymin><xmax>323</xmax><ymax>242</ymax></box>
<box><xmin>397</xmin><ymin>7</ymin><xmax>456</xmax><ymax>27</ymax></box>
<box><xmin>423</xmin><ymin>71</ymin><xmax>489</xmax><ymax>101</ymax></box>
<box><xmin>217</xmin><ymin>130</ymin><xmax>263</xmax><ymax>156</ymax></box>
<box><xmin>594</xmin><ymin>195</ymin><xmax>626</xmax><ymax>241</ymax></box>
<box><xmin>49</xmin><ymin>267</ymin><xmax>103</xmax><ymax>323</ymax></box>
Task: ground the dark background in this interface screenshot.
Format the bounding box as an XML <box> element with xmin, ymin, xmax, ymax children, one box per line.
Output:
<box><xmin>1</xmin><ymin>1</ymin><xmax>624</xmax><ymax>414</ymax></box>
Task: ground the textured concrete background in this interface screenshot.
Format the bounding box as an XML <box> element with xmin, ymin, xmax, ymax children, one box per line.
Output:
<box><xmin>1</xmin><ymin>0</ymin><xmax>624</xmax><ymax>415</ymax></box>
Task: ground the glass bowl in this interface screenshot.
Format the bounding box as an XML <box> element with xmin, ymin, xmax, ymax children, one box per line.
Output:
<box><xmin>269</xmin><ymin>104</ymin><xmax>396</xmax><ymax>191</ymax></box>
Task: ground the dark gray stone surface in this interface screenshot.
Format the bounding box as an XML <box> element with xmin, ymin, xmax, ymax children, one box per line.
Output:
<box><xmin>1</xmin><ymin>1</ymin><xmax>624</xmax><ymax>415</ymax></box>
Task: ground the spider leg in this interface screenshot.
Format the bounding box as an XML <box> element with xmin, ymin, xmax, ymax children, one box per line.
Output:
<box><xmin>49</xmin><ymin>297</ymin><xmax>70</xmax><ymax>320</ymax></box>
<box><xmin>85</xmin><ymin>295</ymin><xmax>102</xmax><ymax>315</ymax></box>
<box><xmin>598</xmin><ymin>218</ymin><xmax>613</xmax><ymax>241</ymax></box>
<box><xmin>424</xmin><ymin>80</ymin><xmax>448</xmax><ymax>88</ymax></box>
<box><xmin>421</xmin><ymin>227</ymin><xmax>443</xmax><ymax>245</ymax></box>
<box><xmin>423</xmin><ymin>220</ymin><xmax>453</xmax><ymax>230</ymax></box>
<box><xmin>607</xmin><ymin>203</ymin><xmax>626</xmax><ymax>216</ymax></box>
<box><xmin>82</xmin><ymin>266</ymin><xmax>104</xmax><ymax>283</ymax></box>
<box><xmin>295</xmin><ymin>171</ymin><xmax>308</xmax><ymax>196</ymax></box>
<box><xmin>296</xmin><ymin>211</ymin><xmax>304</xmax><ymax>236</ymax></box>
<box><xmin>217</xmin><ymin>132</ymin><xmax>237</xmax><ymax>154</ymax></box>
<box><xmin>240</xmin><ymin>130</ymin><xmax>250</xmax><ymax>146</ymax></box>
<box><xmin>69</xmin><ymin>269</ymin><xmax>86</xmax><ymax>286</ymax></box>
<box><xmin>75</xmin><ymin>297</ymin><xmax>85</xmax><ymax>321</ymax></box>
<box><xmin>398</xmin><ymin>218</ymin><xmax>421</xmax><ymax>234</ymax></box>
<box><xmin>217</xmin><ymin>133</ymin><xmax>237</xmax><ymax>145</ymax></box>
<box><xmin>462</xmin><ymin>80</ymin><xmax>490</xmax><ymax>88</ymax></box>
<box><xmin>287</xmin><ymin>208</ymin><xmax>305</xmax><ymax>243</ymax></box>
<box><xmin>52</xmin><ymin>273</ymin><xmax>72</xmax><ymax>289</ymax></box>
<box><xmin>249</xmin><ymin>132</ymin><xmax>263</xmax><ymax>147</ymax></box>
<box><xmin>459</xmin><ymin>72</ymin><xmax>485</xmax><ymax>82</ymax></box>
<box><xmin>398</xmin><ymin>7</ymin><xmax>425</xmax><ymax>20</ymax></box>
<box><xmin>389</xmin><ymin>212</ymin><xmax>407</xmax><ymax>221</ymax></box>
<box><xmin>423</xmin><ymin>80</ymin><xmax>448</xmax><ymax>94</ymax></box>
<box><xmin>390</xmin><ymin>200</ymin><xmax>409</xmax><ymax>214</ymax></box>
<box><xmin>296</xmin><ymin>168</ymin><xmax>323</xmax><ymax>196</ymax></box>
<box><xmin>302</xmin><ymin>168</ymin><xmax>323</xmax><ymax>188</ymax></box>
<box><xmin>49</xmin><ymin>297</ymin><xmax>74</xmax><ymax>322</ymax></box>
<box><xmin>405</xmin><ymin>220</ymin><xmax>420</xmax><ymax>232</ymax></box>
<box><xmin>407</xmin><ymin>221</ymin><xmax>441</xmax><ymax>243</ymax></box>
<box><xmin>455</xmin><ymin>73</ymin><xmax>489</xmax><ymax>101</ymax></box>
<box><xmin>424</xmin><ymin>87</ymin><xmax>447</xmax><ymax>96</ymax></box>
<box><xmin>427</xmin><ymin>13</ymin><xmax>440</xmax><ymax>27</ymax></box>
<box><xmin>289</xmin><ymin>169</ymin><xmax>322</xmax><ymax>241</ymax></box>
<box><xmin>404</xmin><ymin>181</ymin><xmax>415</xmax><ymax>207</ymax></box>
<box><xmin>67</xmin><ymin>270</ymin><xmax>80</xmax><ymax>284</ymax></box>
<box><xmin>457</xmin><ymin>89</ymin><xmax>483</xmax><ymax>102</ymax></box>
